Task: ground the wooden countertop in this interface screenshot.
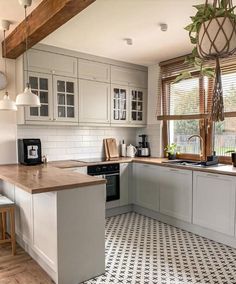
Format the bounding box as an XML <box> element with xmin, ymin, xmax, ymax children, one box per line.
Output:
<box><xmin>0</xmin><ymin>164</ymin><xmax>106</xmax><ymax>194</ymax></box>
<box><xmin>133</xmin><ymin>157</ymin><xmax>236</xmax><ymax>177</ymax></box>
<box><xmin>1</xmin><ymin>157</ymin><xmax>236</xmax><ymax>195</ymax></box>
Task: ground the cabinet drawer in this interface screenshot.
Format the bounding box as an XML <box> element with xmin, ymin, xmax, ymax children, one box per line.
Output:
<box><xmin>27</xmin><ymin>49</ymin><xmax>77</xmax><ymax>77</ymax></box>
<box><xmin>78</xmin><ymin>59</ymin><xmax>110</xmax><ymax>82</ymax></box>
<box><xmin>111</xmin><ymin>66</ymin><xmax>147</xmax><ymax>88</ymax></box>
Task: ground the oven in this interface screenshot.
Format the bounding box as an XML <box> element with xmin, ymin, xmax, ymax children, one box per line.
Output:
<box><xmin>87</xmin><ymin>163</ymin><xmax>120</xmax><ymax>202</ymax></box>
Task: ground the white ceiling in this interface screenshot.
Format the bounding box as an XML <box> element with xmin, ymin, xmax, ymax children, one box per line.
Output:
<box><xmin>42</xmin><ymin>0</ymin><xmax>203</xmax><ymax>66</ymax></box>
<box><xmin>0</xmin><ymin>0</ymin><xmax>42</xmax><ymax>39</ymax></box>
<box><xmin>0</xmin><ymin>0</ymin><xmax>212</xmax><ymax>66</ymax></box>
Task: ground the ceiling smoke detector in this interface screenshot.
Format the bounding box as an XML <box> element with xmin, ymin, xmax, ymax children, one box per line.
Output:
<box><xmin>160</xmin><ymin>23</ymin><xmax>168</xmax><ymax>32</ymax></box>
<box><xmin>124</xmin><ymin>38</ymin><xmax>133</xmax><ymax>45</ymax></box>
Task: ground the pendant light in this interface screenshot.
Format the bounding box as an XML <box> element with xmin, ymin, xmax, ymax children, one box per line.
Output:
<box><xmin>0</xmin><ymin>20</ymin><xmax>17</xmax><ymax>111</ymax></box>
<box><xmin>16</xmin><ymin>0</ymin><xmax>40</xmax><ymax>107</ymax></box>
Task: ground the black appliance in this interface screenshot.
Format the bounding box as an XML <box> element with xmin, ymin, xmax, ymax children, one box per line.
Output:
<box><xmin>87</xmin><ymin>163</ymin><xmax>120</xmax><ymax>202</ymax></box>
<box><xmin>18</xmin><ymin>139</ymin><xmax>42</xmax><ymax>165</ymax></box>
<box><xmin>137</xmin><ymin>134</ymin><xmax>150</xmax><ymax>157</ymax></box>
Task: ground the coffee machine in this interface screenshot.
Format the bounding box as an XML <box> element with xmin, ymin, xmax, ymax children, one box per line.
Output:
<box><xmin>137</xmin><ymin>134</ymin><xmax>150</xmax><ymax>157</ymax></box>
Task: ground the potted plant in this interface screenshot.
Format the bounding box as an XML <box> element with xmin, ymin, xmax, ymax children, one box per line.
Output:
<box><xmin>164</xmin><ymin>143</ymin><xmax>178</xmax><ymax>160</ymax></box>
<box><xmin>175</xmin><ymin>0</ymin><xmax>236</xmax><ymax>84</ymax></box>
<box><xmin>225</xmin><ymin>150</ymin><xmax>236</xmax><ymax>166</ymax></box>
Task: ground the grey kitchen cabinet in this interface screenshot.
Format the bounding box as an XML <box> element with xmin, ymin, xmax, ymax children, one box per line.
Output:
<box><xmin>24</xmin><ymin>72</ymin><xmax>78</xmax><ymax>124</ymax></box>
<box><xmin>133</xmin><ymin>163</ymin><xmax>160</xmax><ymax>211</ymax></box>
<box><xmin>79</xmin><ymin>79</ymin><xmax>110</xmax><ymax>125</ymax></box>
<box><xmin>159</xmin><ymin>167</ymin><xmax>192</xmax><ymax>223</ymax></box>
<box><xmin>120</xmin><ymin>163</ymin><xmax>130</xmax><ymax>206</ymax></box>
<box><xmin>129</xmin><ymin>87</ymin><xmax>146</xmax><ymax>125</ymax></box>
<box><xmin>78</xmin><ymin>59</ymin><xmax>110</xmax><ymax>83</ymax></box>
<box><xmin>110</xmin><ymin>84</ymin><xmax>129</xmax><ymax>125</ymax></box>
<box><xmin>193</xmin><ymin>172</ymin><xmax>236</xmax><ymax>236</ymax></box>
<box><xmin>53</xmin><ymin>76</ymin><xmax>78</xmax><ymax>123</ymax></box>
<box><xmin>27</xmin><ymin>49</ymin><xmax>77</xmax><ymax>78</ymax></box>
<box><xmin>111</xmin><ymin>85</ymin><xmax>146</xmax><ymax>126</ymax></box>
<box><xmin>25</xmin><ymin>72</ymin><xmax>54</xmax><ymax>121</ymax></box>
<box><xmin>111</xmin><ymin>65</ymin><xmax>147</xmax><ymax>88</ymax></box>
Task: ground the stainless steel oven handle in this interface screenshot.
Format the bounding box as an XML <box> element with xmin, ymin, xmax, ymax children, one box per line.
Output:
<box><xmin>103</xmin><ymin>173</ymin><xmax>120</xmax><ymax>177</ymax></box>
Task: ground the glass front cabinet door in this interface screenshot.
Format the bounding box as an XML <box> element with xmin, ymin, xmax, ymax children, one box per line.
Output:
<box><xmin>26</xmin><ymin>72</ymin><xmax>53</xmax><ymax>121</ymax></box>
<box><xmin>130</xmin><ymin>88</ymin><xmax>146</xmax><ymax>125</ymax></box>
<box><xmin>54</xmin><ymin>76</ymin><xmax>78</xmax><ymax>122</ymax></box>
<box><xmin>111</xmin><ymin>84</ymin><xmax>129</xmax><ymax>124</ymax></box>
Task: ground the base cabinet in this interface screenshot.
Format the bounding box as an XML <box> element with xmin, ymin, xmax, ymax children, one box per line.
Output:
<box><xmin>133</xmin><ymin>163</ymin><xmax>160</xmax><ymax>211</ymax></box>
<box><xmin>159</xmin><ymin>167</ymin><xmax>192</xmax><ymax>223</ymax></box>
<box><xmin>193</xmin><ymin>172</ymin><xmax>236</xmax><ymax>236</ymax></box>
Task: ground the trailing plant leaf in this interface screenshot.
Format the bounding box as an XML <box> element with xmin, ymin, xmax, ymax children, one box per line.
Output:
<box><xmin>173</xmin><ymin>71</ymin><xmax>192</xmax><ymax>84</ymax></box>
<box><xmin>176</xmin><ymin>1</ymin><xmax>236</xmax><ymax>83</ymax></box>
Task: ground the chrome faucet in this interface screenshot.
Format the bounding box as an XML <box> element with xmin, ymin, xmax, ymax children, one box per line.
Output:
<box><xmin>188</xmin><ymin>134</ymin><xmax>204</xmax><ymax>161</ymax></box>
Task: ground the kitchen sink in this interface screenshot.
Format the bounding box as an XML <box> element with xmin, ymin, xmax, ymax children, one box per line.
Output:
<box><xmin>162</xmin><ymin>160</ymin><xmax>202</xmax><ymax>166</ymax></box>
<box><xmin>162</xmin><ymin>159</ymin><xmax>223</xmax><ymax>167</ymax></box>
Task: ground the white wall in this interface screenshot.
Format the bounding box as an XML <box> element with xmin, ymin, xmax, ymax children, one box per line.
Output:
<box><xmin>136</xmin><ymin>64</ymin><xmax>162</xmax><ymax>157</ymax></box>
<box><xmin>0</xmin><ymin>46</ymin><xmax>17</xmax><ymax>164</ymax></box>
<box><xmin>17</xmin><ymin>125</ymin><xmax>137</xmax><ymax>161</ymax></box>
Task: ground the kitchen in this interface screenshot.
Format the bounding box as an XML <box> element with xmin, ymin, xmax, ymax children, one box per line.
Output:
<box><xmin>0</xmin><ymin>0</ymin><xmax>236</xmax><ymax>284</ymax></box>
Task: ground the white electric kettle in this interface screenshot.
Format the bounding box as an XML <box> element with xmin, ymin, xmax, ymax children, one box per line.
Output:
<box><xmin>126</xmin><ymin>144</ymin><xmax>137</xmax><ymax>158</ymax></box>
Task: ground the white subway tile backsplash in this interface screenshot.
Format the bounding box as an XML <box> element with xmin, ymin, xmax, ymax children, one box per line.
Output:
<box><xmin>17</xmin><ymin>125</ymin><xmax>137</xmax><ymax>161</ymax></box>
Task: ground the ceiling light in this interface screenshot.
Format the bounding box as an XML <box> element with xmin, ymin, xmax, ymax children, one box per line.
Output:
<box><xmin>160</xmin><ymin>23</ymin><xmax>168</xmax><ymax>32</ymax></box>
<box><xmin>124</xmin><ymin>38</ymin><xmax>133</xmax><ymax>45</ymax></box>
<box><xmin>0</xmin><ymin>20</ymin><xmax>17</xmax><ymax>111</ymax></box>
<box><xmin>16</xmin><ymin>0</ymin><xmax>40</xmax><ymax>107</ymax></box>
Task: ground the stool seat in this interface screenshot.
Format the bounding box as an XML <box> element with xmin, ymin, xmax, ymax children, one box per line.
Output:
<box><xmin>0</xmin><ymin>195</ymin><xmax>14</xmax><ymax>207</ymax></box>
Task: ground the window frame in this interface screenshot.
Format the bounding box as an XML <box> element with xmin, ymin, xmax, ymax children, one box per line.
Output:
<box><xmin>160</xmin><ymin>64</ymin><xmax>236</xmax><ymax>164</ymax></box>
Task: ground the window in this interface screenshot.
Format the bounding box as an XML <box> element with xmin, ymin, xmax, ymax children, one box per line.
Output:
<box><xmin>158</xmin><ymin>55</ymin><xmax>236</xmax><ymax>161</ymax></box>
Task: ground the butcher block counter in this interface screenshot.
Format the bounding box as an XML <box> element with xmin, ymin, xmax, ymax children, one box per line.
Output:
<box><xmin>0</xmin><ymin>163</ymin><xmax>106</xmax><ymax>194</ymax></box>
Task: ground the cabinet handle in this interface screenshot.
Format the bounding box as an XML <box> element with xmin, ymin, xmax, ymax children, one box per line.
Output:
<box><xmin>169</xmin><ymin>168</ymin><xmax>178</xmax><ymax>172</ymax></box>
<box><xmin>206</xmin><ymin>173</ymin><xmax>219</xmax><ymax>178</ymax></box>
<box><xmin>51</xmin><ymin>70</ymin><xmax>55</xmax><ymax>74</ymax></box>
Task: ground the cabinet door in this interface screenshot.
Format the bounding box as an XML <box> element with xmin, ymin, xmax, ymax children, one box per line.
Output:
<box><xmin>120</xmin><ymin>163</ymin><xmax>130</xmax><ymax>206</ymax></box>
<box><xmin>54</xmin><ymin>76</ymin><xmax>78</xmax><ymax>122</ymax></box>
<box><xmin>79</xmin><ymin>79</ymin><xmax>110</xmax><ymax>124</ymax></box>
<box><xmin>159</xmin><ymin>167</ymin><xmax>192</xmax><ymax>223</ymax></box>
<box><xmin>111</xmin><ymin>66</ymin><xmax>147</xmax><ymax>88</ymax></box>
<box><xmin>78</xmin><ymin>59</ymin><xmax>110</xmax><ymax>83</ymax></box>
<box><xmin>25</xmin><ymin>72</ymin><xmax>53</xmax><ymax>121</ymax></box>
<box><xmin>129</xmin><ymin>87</ymin><xmax>146</xmax><ymax>125</ymax></box>
<box><xmin>27</xmin><ymin>49</ymin><xmax>77</xmax><ymax>77</ymax></box>
<box><xmin>133</xmin><ymin>163</ymin><xmax>160</xmax><ymax>211</ymax></box>
<box><xmin>111</xmin><ymin>84</ymin><xmax>129</xmax><ymax>124</ymax></box>
<box><xmin>193</xmin><ymin>172</ymin><xmax>235</xmax><ymax>236</ymax></box>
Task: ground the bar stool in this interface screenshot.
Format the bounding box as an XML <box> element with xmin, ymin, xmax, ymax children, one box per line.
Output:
<box><xmin>0</xmin><ymin>195</ymin><xmax>16</xmax><ymax>255</ymax></box>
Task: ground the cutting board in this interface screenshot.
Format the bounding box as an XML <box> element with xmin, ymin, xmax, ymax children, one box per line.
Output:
<box><xmin>103</xmin><ymin>139</ymin><xmax>109</xmax><ymax>159</ymax></box>
<box><xmin>106</xmin><ymin>138</ymin><xmax>119</xmax><ymax>158</ymax></box>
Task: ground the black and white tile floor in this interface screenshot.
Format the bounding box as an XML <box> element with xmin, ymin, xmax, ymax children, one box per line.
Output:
<box><xmin>83</xmin><ymin>212</ymin><xmax>236</xmax><ymax>284</ymax></box>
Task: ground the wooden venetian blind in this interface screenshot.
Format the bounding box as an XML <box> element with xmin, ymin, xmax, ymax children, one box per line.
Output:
<box><xmin>158</xmin><ymin>54</ymin><xmax>236</xmax><ymax>121</ymax></box>
<box><xmin>158</xmin><ymin>56</ymin><xmax>206</xmax><ymax>120</ymax></box>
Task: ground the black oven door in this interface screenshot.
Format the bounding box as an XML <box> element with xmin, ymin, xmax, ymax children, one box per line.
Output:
<box><xmin>105</xmin><ymin>173</ymin><xmax>120</xmax><ymax>202</ymax></box>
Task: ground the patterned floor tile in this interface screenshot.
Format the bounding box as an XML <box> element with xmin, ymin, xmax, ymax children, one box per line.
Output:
<box><xmin>82</xmin><ymin>272</ymin><xmax>121</xmax><ymax>283</ymax></box>
<box><xmin>94</xmin><ymin>212</ymin><xmax>236</xmax><ymax>284</ymax></box>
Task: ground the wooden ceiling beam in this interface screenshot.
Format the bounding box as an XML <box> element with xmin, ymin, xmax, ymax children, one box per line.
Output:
<box><xmin>2</xmin><ymin>0</ymin><xmax>96</xmax><ymax>59</ymax></box>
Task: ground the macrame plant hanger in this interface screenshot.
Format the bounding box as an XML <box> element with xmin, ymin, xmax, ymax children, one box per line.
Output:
<box><xmin>197</xmin><ymin>0</ymin><xmax>236</xmax><ymax>122</ymax></box>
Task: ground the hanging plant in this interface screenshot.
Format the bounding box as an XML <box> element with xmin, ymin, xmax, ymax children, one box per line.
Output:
<box><xmin>175</xmin><ymin>0</ymin><xmax>236</xmax><ymax>122</ymax></box>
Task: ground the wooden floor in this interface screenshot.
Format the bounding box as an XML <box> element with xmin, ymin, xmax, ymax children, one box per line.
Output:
<box><xmin>0</xmin><ymin>243</ymin><xmax>54</xmax><ymax>284</ymax></box>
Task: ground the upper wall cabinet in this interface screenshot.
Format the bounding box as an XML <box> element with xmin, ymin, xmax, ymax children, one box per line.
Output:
<box><xmin>79</xmin><ymin>79</ymin><xmax>110</xmax><ymax>125</ymax></box>
<box><xmin>78</xmin><ymin>59</ymin><xmax>110</xmax><ymax>83</ymax></box>
<box><xmin>111</xmin><ymin>66</ymin><xmax>147</xmax><ymax>88</ymax></box>
<box><xmin>26</xmin><ymin>49</ymin><xmax>77</xmax><ymax>78</ymax></box>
